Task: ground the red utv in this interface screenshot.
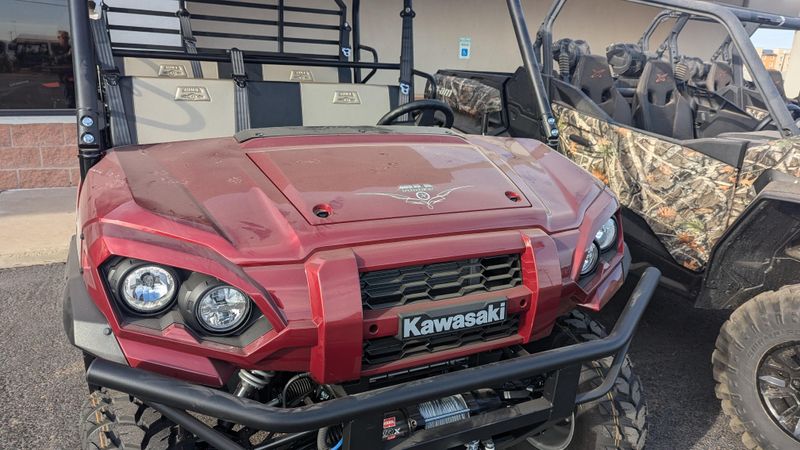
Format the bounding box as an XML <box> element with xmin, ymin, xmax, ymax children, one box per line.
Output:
<box><xmin>63</xmin><ymin>1</ymin><xmax>658</xmax><ymax>449</ymax></box>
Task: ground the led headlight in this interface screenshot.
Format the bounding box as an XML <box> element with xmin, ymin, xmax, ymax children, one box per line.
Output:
<box><xmin>111</xmin><ymin>262</ymin><xmax>178</xmax><ymax>314</ymax></box>
<box><xmin>580</xmin><ymin>243</ymin><xmax>600</xmax><ymax>276</ymax></box>
<box><xmin>196</xmin><ymin>286</ymin><xmax>251</xmax><ymax>333</ymax></box>
<box><xmin>595</xmin><ymin>218</ymin><xmax>618</xmax><ymax>251</ymax></box>
<box><xmin>178</xmin><ymin>273</ymin><xmax>252</xmax><ymax>335</ymax></box>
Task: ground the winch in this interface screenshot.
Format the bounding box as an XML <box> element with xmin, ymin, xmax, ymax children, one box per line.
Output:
<box><xmin>379</xmin><ymin>389</ymin><xmax>503</xmax><ymax>442</ymax></box>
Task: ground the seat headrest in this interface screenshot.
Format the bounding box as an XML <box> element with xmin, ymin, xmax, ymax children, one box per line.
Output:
<box><xmin>572</xmin><ymin>55</ymin><xmax>615</xmax><ymax>104</ymax></box>
<box><xmin>606</xmin><ymin>42</ymin><xmax>647</xmax><ymax>78</ymax></box>
<box><xmin>553</xmin><ymin>38</ymin><xmax>591</xmax><ymax>78</ymax></box>
<box><xmin>708</xmin><ymin>61</ymin><xmax>733</xmax><ymax>92</ymax></box>
<box><xmin>768</xmin><ymin>69</ymin><xmax>787</xmax><ymax>99</ymax></box>
<box><xmin>639</xmin><ymin>60</ymin><xmax>677</xmax><ymax>106</ymax></box>
<box><xmin>674</xmin><ymin>57</ymin><xmax>708</xmax><ymax>85</ymax></box>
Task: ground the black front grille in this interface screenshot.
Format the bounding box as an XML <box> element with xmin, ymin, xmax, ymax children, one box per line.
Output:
<box><xmin>362</xmin><ymin>316</ymin><xmax>520</xmax><ymax>367</ymax></box>
<box><xmin>360</xmin><ymin>254</ymin><xmax>522</xmax><ymax>310</ymax></box>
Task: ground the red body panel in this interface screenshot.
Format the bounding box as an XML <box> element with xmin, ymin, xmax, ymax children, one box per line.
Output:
<box><xmin>77</xmin><ymin>131</ymin><xmax>622</xmax><ymax>386</ymax></box>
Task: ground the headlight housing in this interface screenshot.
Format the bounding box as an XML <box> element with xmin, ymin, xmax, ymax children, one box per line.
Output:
<box><xmin>178</xmin><ymin>273</ymin><xmax>253</xmax><ymax>335</ymax></box>
<box><xmin>580</xmin><ymin>242</ymin><xmax>600</xmax><ymax>276</ymax></box>
<box><xmin>106</xmin><ymin>258</ymin><xmax>256</xmax><ymax>337</ymax></box>
<box><xmin>196</xmin><ymin>286</ymin><xmax>251</xmax><ymax>333</ymax></box>
<box><xmin>108</xmin><ymin>260</ymin><xmax>178</xmax><ymax>315</ymax></box>
<box><xmin>594</xmin><ymin>218</ymin><xmax>618</xmax><ymax>252</ymax></box>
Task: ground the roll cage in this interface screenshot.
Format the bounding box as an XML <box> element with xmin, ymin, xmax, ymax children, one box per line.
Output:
<box><xmin>640</xmin><ymin>6</ymin><xmax>800</xmax><ymax>95</ymax></box>
<box><xmin>68</xmin><ymin>0</ymin><xmax>559</xmax><ymax>179</ymax></box>
<box><xmin>535</xmin><ymin>0</ymin><xmax>800</xmax><ymax>138</ymax></box>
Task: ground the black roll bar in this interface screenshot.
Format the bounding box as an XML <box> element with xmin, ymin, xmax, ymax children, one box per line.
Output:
<box><xmin>187</xmin><ymin>0</ymin><xmax>341</xmax><ymax>16</ymax></box>
<box><xmin>506</xmin><ymin>0</ymin><xmax>560</xmax><ymax>147</ymax></box>
<box><xmin>108</xmin><ymin>48</ymin><xmax>436</xmax><ymax>92</ymax></box>
<box><xmin>535</xmin><ymin>0</ymin><xmax>567</xmax><ymax>83</ymax></box>
<box><xmin>538</xmin><ymin>0</ymin><xmax>800</xmax><ymax>137</ymax></box>
<box><xmin>333</xmin><ymin>0</ymin><xmax>352</xmax><ymax>83</ymax></box>
<box><xmin>69</xmin><ymin>0</ymin><xmax>103</xmax><ymax>177</ymax></box>
<box><xmin>630</xmin><ymin>0</ymin><xmax>798</xmax><ymax>136</ymax></box>
<box><xmin>723</xmin><ymin>4</ymin><xmax>800</xmax><ymax>30</ymax></box>
<box><xmin>639</xmin><ymin>11</ymin><xmax>679</xmax><ymax>50</ymax></box>
<box><xmin>352</xmin><ymin>0</ymin><xmax>363</xmax><ymax>82</ymax></box>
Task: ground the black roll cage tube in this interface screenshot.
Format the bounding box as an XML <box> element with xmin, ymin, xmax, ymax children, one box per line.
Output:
<box><xmin>639</xmin><ymin>11</ymin><xmax>757</xmax><ymax>107</ymax></box>
<box><xmin>536</xmin><ymin>0</ymin><xmax>800</xmax><ymax>138</ymax></box>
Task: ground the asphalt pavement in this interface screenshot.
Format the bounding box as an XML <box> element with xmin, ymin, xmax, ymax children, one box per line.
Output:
<box><xmin>0</xmin><ymin>263</ymin><xmax>744</xmax><ymax>450</ymax></box>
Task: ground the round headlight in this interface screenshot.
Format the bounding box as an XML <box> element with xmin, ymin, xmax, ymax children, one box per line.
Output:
<box><xmin>195</xmin><ymin>285</ymin><xmax>251</xmax><ymax>333</ymax></box>
<box><xmin>595</xmin><ymin>218</ymin><xmax>618</xmax><ymax>251</ymax></box>
<box><xmin>119</xmin><ymin>265</ymin><xmax>178</xmax><ymax>314</ymax></box>
<box><xmin>580</xmin><ymin>243</ymin><xmax>600</xmax><ymax>276</ymax></box>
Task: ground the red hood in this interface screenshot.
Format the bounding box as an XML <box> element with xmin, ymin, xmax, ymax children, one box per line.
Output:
<box><xmin>80</xmin><ymin>130</ymin><xmax>608</xmax><ymax>264</ymax></box>
<box><xmin>246</xmin><ymin>136</ymin><xmax>532</xmax><ymax>224</ymax></box>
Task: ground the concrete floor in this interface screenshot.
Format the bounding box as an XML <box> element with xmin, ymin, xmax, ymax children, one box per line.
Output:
<box><xmin>0</xmin><ymin>188</ymin><xmax>76</xmax><ymax>268</ymax></box>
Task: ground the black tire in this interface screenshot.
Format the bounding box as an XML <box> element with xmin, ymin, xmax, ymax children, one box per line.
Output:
<box><xmin>516</xmin><ymin>310</ymin><xmax>648</xmax><ymax>449</ymax></box>
<box><xmin>713</xmin><ymin>287</ymin><xmax>800</xmax><ymax>450</ymax></box>
<box><xmin>81</xmin><ymin>388</ymin><xmax>196</xmax><ymax>450</ymax></box>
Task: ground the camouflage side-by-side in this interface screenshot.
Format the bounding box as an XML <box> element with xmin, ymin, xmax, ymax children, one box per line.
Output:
<box><xmin>553</xmin><ymin>104</ymin><xmax>737</xmax><ymax>270</ymax></box>
<box><xmin>731</xmin><ymin>137</ymin><xmax>800</xmax><ymax>224</ymax></box>
<box><xmin>432</xmin><ymin>74</ymin><xmax>503</xmax><ymax>118</ymax></box>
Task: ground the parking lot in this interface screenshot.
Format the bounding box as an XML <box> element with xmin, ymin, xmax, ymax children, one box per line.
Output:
<box><xmin>0</xmin><ymin>262</ymin><xmax>744</xmax><ymax>450</ymax></box>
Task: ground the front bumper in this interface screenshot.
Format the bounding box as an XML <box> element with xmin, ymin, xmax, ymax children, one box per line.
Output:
<box><xmin>84</xmin><ymin>267</ymin><xmax>660</xmax><ymax>450</ymax></box>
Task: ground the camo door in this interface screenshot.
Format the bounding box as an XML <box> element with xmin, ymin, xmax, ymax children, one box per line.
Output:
<box><xmin>553</xmin><ymin>104</ymin><xmax>740</xmax><ymax>271</ymax></box>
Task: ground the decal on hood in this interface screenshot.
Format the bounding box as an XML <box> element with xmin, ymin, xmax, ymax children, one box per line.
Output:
<box><xmin>358</xmin><ymin>184</ymin><xmax>472</xmax><ymax>209</ymax></box>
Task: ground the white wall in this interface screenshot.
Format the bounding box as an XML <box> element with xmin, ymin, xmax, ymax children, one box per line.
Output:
<box><xmin>108</xmin><ymin>0</ymin><xmax>800</xmax><ymax>94</ymax></box>
<box><xmin>784</xmin><ymin>32</ymin><xmax>800</xmax><ymax>98</ymax></box>
<box><xmin>353</xmin><ymin>0</ymin><xmax>747</xmax><ymax>89</ymax></box>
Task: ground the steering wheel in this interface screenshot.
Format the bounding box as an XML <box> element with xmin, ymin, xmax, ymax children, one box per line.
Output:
<box><xmin>754</xmin><ymin>103</ymin><xmax>800</xmax><ymax>131</ymax></box>
<box><xmin>377</xmin><ymin>99</ymin><xmax>455</xmax><ymax>128</ymax></box>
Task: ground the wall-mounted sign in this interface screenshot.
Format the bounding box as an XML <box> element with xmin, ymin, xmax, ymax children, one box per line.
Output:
<box><xmin>459</xmin><ymin>37</ymin><xmax>472</xmax><ymax>59</ymax></box>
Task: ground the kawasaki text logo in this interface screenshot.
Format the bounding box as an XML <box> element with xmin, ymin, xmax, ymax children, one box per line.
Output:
<box><xmin>401</xmin><ymin>301</ymin><xmax>507</xmax><ymax>339</ymax></box>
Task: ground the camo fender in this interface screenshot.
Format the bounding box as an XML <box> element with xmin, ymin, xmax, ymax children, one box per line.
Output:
<box><xmin>731</xmin><ymin>137</ymin><xmax>800</xmax><ymax>224</ymax></box>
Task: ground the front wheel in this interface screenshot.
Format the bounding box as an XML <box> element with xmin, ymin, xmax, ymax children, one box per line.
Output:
<box><xmin>514</xmin><ymin>310</ymin><xmax>648</xmax><ymax>450</ymax></box>
<box><xmin>713</xmin><ymin>287</ymin><xmax>800</xmax><ymax>450</ymax></box>
<box><xmin>81</xmin><ymin>389</ymin><xmax>196</xmax><ymax>449</ymax></box>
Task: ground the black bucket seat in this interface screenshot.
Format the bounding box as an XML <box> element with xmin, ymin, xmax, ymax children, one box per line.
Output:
<box><xmin>571</xmin><ymin>54</ymin><xmax>632</xmax><ymax>125</ymax></box>
<box><xmin>634</xmin><ymin>60</ymin><xmax>694</xmax><ymax>140</ymax></box>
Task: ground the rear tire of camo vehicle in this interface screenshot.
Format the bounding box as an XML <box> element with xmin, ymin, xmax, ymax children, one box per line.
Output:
<box><xmin>713</xmin><ymin>287</ymin><xmax>800</xmax><ymax>450</ymax></box>
<box><xmin>81</xmin><ymin>388</ymin><xmax>195</xmax><ymax>449</ymax></box>
<box><xmin>516</xmin><ymin>310</ymin><xmax>648</xmax><ymax>450</ymax></box>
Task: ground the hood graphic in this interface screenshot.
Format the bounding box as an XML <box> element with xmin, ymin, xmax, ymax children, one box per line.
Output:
<box><xmin>358</xmin><ymin>184</ymin><xmax>472</xmax><ymax>210</ymax></box>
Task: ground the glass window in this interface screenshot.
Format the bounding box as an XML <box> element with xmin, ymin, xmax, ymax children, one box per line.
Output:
<box><xmin>0</xmin><ymin>0</ymin><xmax>74</xmax><ymax>111</ymax></box>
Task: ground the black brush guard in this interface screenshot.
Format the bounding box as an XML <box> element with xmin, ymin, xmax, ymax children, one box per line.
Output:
<box><xmin>86</xmin><ymin>267</ymin><xmax>660</xmax><ymax>450</ymax></box>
